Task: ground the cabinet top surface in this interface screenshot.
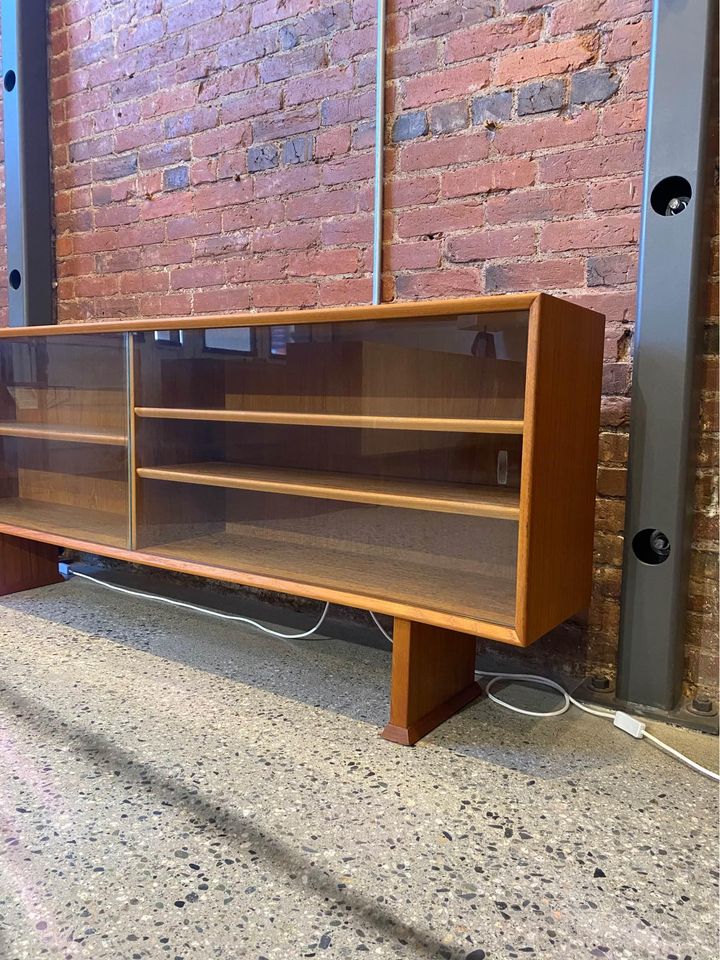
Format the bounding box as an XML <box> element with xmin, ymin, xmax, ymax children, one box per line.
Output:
<box><xmin>0</xmin><ymin>294</ymin><xmax>555</xmax><ymax>339</ymax></box>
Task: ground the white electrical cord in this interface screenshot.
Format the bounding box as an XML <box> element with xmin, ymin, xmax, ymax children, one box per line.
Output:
<box><xmin>66</xmin><ymin>569</ymin><xmax>330</xmax><ymax>640</ymax></box>
<box><xmin>476</xmin><ymin>671</ymin><xmax>614</xmax><ymax>719</ymax></box>
<box><xmin>368</xmin><ymin>613</ymin><xmax>719</xmax><ymax>783</ymax></box>
<box><xmin>370</xmin><ymin>611</ymin><xmax>393</xmax><ymax>643</ymax></box>
<box><xmin>642</xmin><ymin>730</ymin><xmax>720</xmax><ymax>782</ymax></box>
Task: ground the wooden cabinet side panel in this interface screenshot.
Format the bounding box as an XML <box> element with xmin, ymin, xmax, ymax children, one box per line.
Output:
<box><xmin>516</xmin><ymin>294</ymin><xmax>605</xmax><ymax>645</ymax></box>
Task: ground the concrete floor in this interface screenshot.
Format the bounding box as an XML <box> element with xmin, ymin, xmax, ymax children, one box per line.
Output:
<box><xmin>0</xmin><ymin>577</ymin><xmax>717</xmax><ymax>960</ymax></box>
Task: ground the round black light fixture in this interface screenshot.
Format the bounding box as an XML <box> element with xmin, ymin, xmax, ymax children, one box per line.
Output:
<box><xmin>650</xmin><ymin>175</ymin><xmax>692</xmax><ymax>216</ymax></box>
<box><xmin>632</xmin><ymin>528</ymin><xmax>671</xmax><ymax>565</ymax></box>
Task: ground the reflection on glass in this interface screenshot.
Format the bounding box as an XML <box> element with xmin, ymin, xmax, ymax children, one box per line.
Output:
<box><xmin>136</xmin><ymin>483</ymin><xmax>519</xmax><ymax>627</ymax></box>
<box><xmin>135</xmin><ymin>311</ymin><xmax>529</xmax><ymax>421</ymax></box>
<box><xmin>203</xmin><ymin>327</ymin><xmax>254</xmax><ymax>354</ymax></box>
<box><xmin>270</xmin><ymin>325</ymin><xmax>291</xmax><ymax>356</ymax></box>
<box><xmin>154</xmin><ymin>330</ymin><xmax>183</xmax><ymax>346</ymax></box>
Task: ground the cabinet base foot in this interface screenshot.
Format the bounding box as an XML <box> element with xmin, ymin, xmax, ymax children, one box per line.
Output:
<box><xmin>381</xmin><ymin>617</ymin><xmax>481</xmax><ymax>746</ymax></box>
<box><xmin>0</xmin><ymin>534</ymin><xmax>62</xmax><ymax>596</ymax></box>
<box><xmin>381</xmin><ymin>680</ymin><xmax>482</xmax><ymax>745</ymax></box>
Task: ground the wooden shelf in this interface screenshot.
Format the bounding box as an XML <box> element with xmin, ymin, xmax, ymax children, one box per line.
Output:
<box><xmin>137</xmin><ymin>462</ymin><xmax>520</xmax><ymax>520</ymax></box>
<box><xmin>134</xmin><ymin>407</ymin><xmax>524</xmax><ymax>435</ymax></box>
<box><xmin>0</xmin><ymin>498</ymin><xmax>128</xmax><ymax>547</ymax></box>
<box><xmin>143</xmin><ymin>526</ymin><xmax>517</xmax><ymax>628</ymax></box>
<box><xmin>0</xmin><ymin>422</ymin><xmax>127</xmax><ymax>446</ymax></box>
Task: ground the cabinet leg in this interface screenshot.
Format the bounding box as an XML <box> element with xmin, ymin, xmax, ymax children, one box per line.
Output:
<box><xmin>381</xmin><ymin>618</ymin><xmax>482</xmax><ymax>745</ymax></box>
<box><xmin>0</xmin><ymin>534</ymin><xmax>61</xmax><ymax>596</ymax></box>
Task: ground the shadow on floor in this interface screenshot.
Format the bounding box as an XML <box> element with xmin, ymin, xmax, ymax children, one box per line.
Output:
<box><xmin>1</xmin><ymin>576</ymin><xmax>629</xmax><ymax>781</ymax></box>
<box><xmin>1</xmin><ymin>574</ymin><xmax>392</xmax><ymax>723</ymax></box>
<box><xmin>0</xmin><ymin>680</ymin><xmax>463</xmax><ymax>960</ymax></box>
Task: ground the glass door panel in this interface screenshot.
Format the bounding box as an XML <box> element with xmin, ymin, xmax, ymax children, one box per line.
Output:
<box><xmin>0</xmin><ymin>334</ymin><xmax>130</xmax><ymax>546</ymax></box>
<box><xmin>136</xmin><ymin>480</ymin><xmax>519</xmax><ymax>628</ymax></box>
<box><xmin>134</xmin><ymin>310</ymin><xmax>529</xmax><ymax>427</ymax></box>
<box><xmin>132</xmin><ymin>311</ymin><xmax>528</xmax><ymax>627</ymax></box>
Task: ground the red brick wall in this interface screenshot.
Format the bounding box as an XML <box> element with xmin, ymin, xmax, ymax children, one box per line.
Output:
<box><xmin>0</xmin><ymin>0</ymin><xmax>717</xmax><ymax>695</ymax></box>
<box><xmin>686</xmin><ymin>146</ymin><xmax>719</xmax><ymax>696</ymax></box>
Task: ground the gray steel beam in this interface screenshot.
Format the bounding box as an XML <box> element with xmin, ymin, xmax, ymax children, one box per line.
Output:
<box><xmin>1</xmin><ymin>0</ymin><xmax>54</xmax><ymax>326</ymax></box>
<box><xmin>617</xmin><ymin>0</ymin><xmax>715</xmax><ymax>709</ymax></box>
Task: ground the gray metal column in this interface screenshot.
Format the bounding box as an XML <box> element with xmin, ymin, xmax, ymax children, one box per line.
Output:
<box><xmin>1</xmin><ymin>0</ymin><xmax>54</xmax><ymax>326</ymax></box>
<box><xmin>616</xmin><ymin>0</ymin><xmax>715</xmax><ymax>708</ymax></box>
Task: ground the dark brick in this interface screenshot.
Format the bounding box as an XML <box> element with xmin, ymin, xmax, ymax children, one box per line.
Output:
<box><xmin>571</xmin><ymin>68</ymin><xmax>620</xmax><ymax>105</ymax></box>
<box><xmin>139</xmin><ymin>140</ymin><xmax>191</xmax><ymax>170</ymax></box>
<box><xmin>704</xmin><ymin>323</ymin><xmax>719</xmax><ymax>355</ymax></box>
<box><xmin>391</xmin><ymin>110</ymin><xmax>428</xmax><ymax>143</ymax></box>
<box><xmin>92</xmin><ymin>153</ymin><xmax>137</xmax><ymax>180</ymax></box>
<box><xmin>351</xmin><ymin>119</ymin><xmax>375</xmax><ymax>150</ymax></box>
<box><xmin>163</xmin><ymin>166</ymin><xmax>190</xmax><ymax>191</ymax></box>
<box><xmin>430</xmin><ymin>102</ymin><xmax>469</xmax><ymax>136</ymax></box>
<box><xmin>517</xmin><ymin>79</ymin><xmax>565</xmax><ymax>115</ymax></box>
<box><xmin>69</xmin><ymin>136</ymin><xmax>113</xmax><ymax>164</ymax></box>
<box><xmin>471</xmin><ymin>91</ymin><xmax>512</xmax><ymax>126</ymax></box>
<box><xmin>218</xmin><ymin>31</ymin><xmax>277</xmax><ymax>67</ymax></box>
<box><xmin>164</xmin><ymin>109</ymin><xmax>216</xmax><ymax>140</ymax></box>
<box><xmin>282</xmin><ymin>135</ymin><xmax>314</xmax><ymax>165</ymax></box>
<box><xmin>279</xmin><ymin>25</ymin><xmax>298</xmax><ymax>49</ymax></box>
<box><xmin>602</xmin><ymin>362</ymin><xmax>631</xmax><ymax>395</ymax></box>
<box><xmin>587</xmin><ymin>253</ymin><xmax>637</xmax><ymax>287</ymax></box>
<box><xmin>412</xmin><ymin>2</ymin><xmax>495</xmax><ymax>40</ymax></box>
<box><xmin>411</xmin><ymin>7</ymin><xmax>464</xmax><ymax>40</ymax></box>
<box><xmin>295</xmin><ymin>5</ymin><xmax>352</xmax><ymax>43</ymax></box>
<box><xmin>247</xmin><ymin>144</ymin><xmax>279</xmax><ymax>172</ymax></box>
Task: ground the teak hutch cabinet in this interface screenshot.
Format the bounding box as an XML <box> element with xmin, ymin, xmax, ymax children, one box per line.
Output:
<box><xmin>0</xmin><ymin>294</ymin><xmax>604</xmax><ymax>744</ymax></box>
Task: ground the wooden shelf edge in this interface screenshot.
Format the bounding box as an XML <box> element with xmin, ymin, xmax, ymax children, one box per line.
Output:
<box><xmin>134</xmin><ymin>407</ymin><xmax>524</xmax><ymax>435</ymax></box>
<box><xmin>136</xmin><ymin>462</ymin><xmax>521</xmax><ymax>520</ymax></box>
<box><xmin>0</xmin><ymin>295</ymin><xmax>540</xmax><ymax>338</ymax></box>
<box><xmin>0</xmin><ymin>423</ymin><xmax>127</xmax><ymax>446</ymax></box>
<box><xmin>0</xmin><ymin>520</ymin><xmax>522</xmax><ymax>643</ymax></box>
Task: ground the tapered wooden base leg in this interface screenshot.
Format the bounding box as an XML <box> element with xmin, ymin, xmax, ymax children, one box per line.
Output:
<box><xmin>0</xmin><ymin>534</ymin><xmax>61</xmax><ymax>596</ymax></box>
<box><xmin>381</xmin><ymin>618</ymin><xmax>482</xmax><ymax>745</ymax></box>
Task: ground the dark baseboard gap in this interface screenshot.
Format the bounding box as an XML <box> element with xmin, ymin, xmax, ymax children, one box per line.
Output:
<box><xmin>62</xmin><ymin>550</ymin><xmax>393</xmax><ymax>652</ymax></box>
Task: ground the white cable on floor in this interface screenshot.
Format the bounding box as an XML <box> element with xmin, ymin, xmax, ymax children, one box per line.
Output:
<box><xmin>476</xmin><ymin>671</ymin><xmax>615</xmax><ymax>719</ymax></box>
<box><xmin>369</xmin><ymin>613</ymin><xmax>719</xmax><ymax>783</ymax></box>
<box><xmin>66</xmin><ymin>570</ymin><xmax>330</xmax><ymax>640</ymax></box>
<box><xmin>643</xmin><ymin>730</ymin><xmax>720</xmax><ymax>782</ymax></box>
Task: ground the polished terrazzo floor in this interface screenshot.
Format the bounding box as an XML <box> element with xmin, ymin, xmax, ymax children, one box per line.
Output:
<box><xmin>0</xmin><ymin>576</ymin><xmax>717</xmax><ymax>960</ymax></box>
